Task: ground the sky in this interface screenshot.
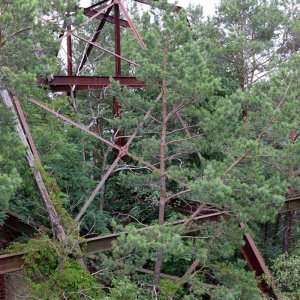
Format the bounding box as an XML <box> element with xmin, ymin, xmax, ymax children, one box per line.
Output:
<box><xmin>80</xmin><ymin>0</ymin><xmax>220</xmax><ymax>16</ymax></box>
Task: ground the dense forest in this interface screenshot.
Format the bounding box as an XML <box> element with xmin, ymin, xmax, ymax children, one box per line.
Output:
<box><xmin>0</xmin><ymin>0</ymin><xmax>300</xmax><ymax>299</ymax></box>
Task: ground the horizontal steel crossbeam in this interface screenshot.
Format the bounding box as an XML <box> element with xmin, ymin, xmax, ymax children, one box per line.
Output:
<box><xmin>0</xmin><ymin>212</ymin><xmax>225</xmax><ymax>274</ymax></box>
<box><xmin>40</xmin><ymin>76</ymin><xmax>145</xmax><ymax>92</ymax></box>
<box><xmin>281</xmin><ymin>193</ymin><xmax>300</xmax><ymax>212</ymax></box>
<box><xmin>84</xmin><ymin>8</ymin><xmax>130</xmax><ymax>27</ymax></box>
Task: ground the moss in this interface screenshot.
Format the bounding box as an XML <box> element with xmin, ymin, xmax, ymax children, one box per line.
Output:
<box><xmin>6</xmin><ymin>237</ymin><xmax>103</xmax><ymax>299</ymax></box>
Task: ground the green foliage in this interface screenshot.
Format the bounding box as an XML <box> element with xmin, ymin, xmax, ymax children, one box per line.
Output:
<box><xmin>0</xmin><ymin>0</ymin><xmax>82</xmax><ymax>93</ymax></box>
<box><xmin>37</xmin><ymin>260</ymin><xmax>103</xmax><ymax>300</ymax></box>
<box><xmin>105</xmin><ymin>276</ymin><xmax>139</xmax><ymax>300</ymax></box>
<box><xmin>211</xmin><ymin>260</ymin><xmax>261</xmax><ymax>299</ymax></box>
<box><xmin>6</xmin><ymin>237</ymin><xmax>103</xmax><ymax>299</ymax></box>
<box><xmin>0</xmin><ymin>101</ymin><xmax>24</xmax><ymax>224</ymax></box>
<box><xmin>6</xmin><ymin>237</ymin><xmax>59</xmax><ymax>278</ymax></box>
<box><xmin>272</xmin><ymin>253</ymin><xmax>300</xmax><ymax>298</ymax></box>
<box><xmin>159</xmin><ymin>279</ymin><xmax>181</xmax><ymax>299</ymax></box>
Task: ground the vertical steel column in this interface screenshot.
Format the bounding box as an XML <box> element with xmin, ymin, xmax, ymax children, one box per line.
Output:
<box><xmin>283</xmin><ymin>170</ymin><xmax>294</xmax><ymax>252</ymax></box>
<box><xmin>283</xmin><ymin>211</ymin><xmax>292</xmax><ymax>252</ymax></box>
<box><xmin>114</xmin><ymin>3</ymin><xmax>121</xmax><ymax>77</ymax></box>
<box><xmin>113</xmin><ymin>3</ymin><xmax>121</xmax><ymax>120</ymax></box>
<box><xmin>67</xmin><ymin>26</ymin><xmax>73</xmax><ymax>98</ymax></box>
<box><xmin>113</xmin><ymin>3</ymin><xmax>125</xmax><ymax>148</ymax></box>
<box><xmin>0</xmin><ymin>275</ymin><xmax>5</xmax><ymax>300</ymax></box>
<box><xmin>67</xmin><ymin>28</ymin><xmax>73</xmax><ymax>76</ymax></box>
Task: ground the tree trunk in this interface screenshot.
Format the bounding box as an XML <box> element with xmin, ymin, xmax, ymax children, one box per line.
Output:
<box><xmin>152</xmin><ymin>250</ymin><xmax>164</xmax><ymax>287</ymax></box>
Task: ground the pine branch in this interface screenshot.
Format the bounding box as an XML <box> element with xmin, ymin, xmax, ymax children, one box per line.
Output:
<box><xmin>0</xmin><ymin>27</ymin><xmax>32</xmax><ymax>48</ymax></box>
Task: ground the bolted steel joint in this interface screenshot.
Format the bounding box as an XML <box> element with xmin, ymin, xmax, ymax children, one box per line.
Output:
<box><xmin>118</xmin><ymin>145</ymin><xmax>128</xmax><ymax>157</ymax></box>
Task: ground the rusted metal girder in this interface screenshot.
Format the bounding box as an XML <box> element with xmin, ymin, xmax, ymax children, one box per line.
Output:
<box><xmin>40</xmin><ymin>76</ymin><xmax>145</xmax><ymax>92</ymax></box>
<box><xmin>0</xmin><ymin>253</ymin><xmax>25</xmax><ymax>274</ymax></box>
<box><xmin>173</xmin><ymin>202</ymin><xmax>277</xmax><ymax>299</ymax></box>
<box><xmin>0</xmin><ymin>212</ymin><xmax>226</xmax><ymax>274</ymax></box>
<box><xmin>0</xmin><ymin>274</ymin><xmax>5</xmax><ymax>300</ymax></box>
<box><xmin>75</xmin><ymin>0</ymin><xmax>146</xmax><ymax>76</ymax></box>
<box><xmin>13</xmin><ymin>96</ymin><xmax>41</xmax><ymax>163</ymax></box>
<box><xmin>67</xmin><ymin>27</ymin><xmax>73</xmax><ymax>76</ymax></box>
<box><xmin>3</xmin><ymin>211</ymin><xmax>44</xmax><ymax>237</ymax></box>
<box><xmin>175</xmin><ymin>195</ymin><xmax>300</xmax><ymax>216</ymax></box>
<box><xmin>281</xmin><ymin>193</ymin><xmax>300</xmax><ymax>212</ymax></box>
<box><xmin>87</xmin><ymin>211</ymin><xmax>227</xmax><ymax>253</ymax></box>
<box><xmin>240</xmin><ymin>223</ymin><xmax>277</xmax><ymax>299</ymax></box>
<box><xmin>83</xmin><ymin>8</ymin><xmax>129</xmax><ymax>27</ymax></box>
<box><xmin>172</xmin><ymin>200</ymin><xmax>221</xmax><ymax>215</ymax></box>
<box><xmin>0</xmin><ymin>90</ymin><xmax>67</xmax><ymax>243</ymax></box>
<box><xmin>77</xmin><ymin>4</ymin><xmax>114</xmax><ymax>74</ymax></box>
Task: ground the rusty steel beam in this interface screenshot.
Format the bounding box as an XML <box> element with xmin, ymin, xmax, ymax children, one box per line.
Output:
<box><xmin>173</xmin><ymin>202</ymin><xmax>276</xmax><ymax>298</ymax></box>
<box><xmin>85</xmin><ymin>232</ymin><xmax>121</xmax><ymax>254</ymax></box>
<box><xmin>77</xmin><ymin>5</ymin><xmax>113</xmax><ymax>74</ymax></box>
<box><xmin>0</xmin><ymin>253</ymin><xmax>25</xmax><ymax>274</ymax></box>
<box><xmin>112</xmin><ymin>2</ymin><xmax>124</xmax><ymax>149</ymax></box>
<box><xmin>28</xmin><ymin>96</ymin><xmax>189</xmax><ymax>190</ymax></box>
<box><xmin>84</xmin><ymin>212</ymin><xmax>227</xmax><ymax>249</ymax></box>
<box><xmin>73</xmin><ymin>33</ymin><xmax>139</xmax><ymax>66</ymax></box>
<box><xmin>67</xmin><ymin>27</ymin><xmax>73</xmax><ymax>76</ymax></box>
<box><xmin>138</xmin><ymin>267</ymin><xmax>181</xmax><ymax>281</ymax></box>
<box><xmin>0</xmin><ymin>212</ymin><xmax>226</xmax><ymax>274</ymax></box>
<box><xmin>85</xmin><ymin>0</ymin><xmax>182</xmax><ymax>13</ymax></box>
<box><xmin>40</xmin><ymin>76</ymin><xmax>145</xmax><ymax>92</ymax></box>
<box><xmin>114</xmin><ymin>3</ymin><xmax>121</xmax><ymax>77</ymax></box>
<box><xmin>115</xmin><ymin>0</ymin><xmax>147</xmax><ymax>49</ymax></box>
<box><xmin>13</xmin><ymin>96</ymin><xmax>41</xmax><ymax>163</ymax></box>
<box><xmin>240</xmin><ymin>223</ymin><xmax>277</xmax><ymax>299</ymax></box>
<box><xmin>28</xmin><ymin>98</ymin><xmax>120</xmax><ymax>151</ymax></box>
<box><xmin>4</xmin><ymin>212</ymin><xmax>42</xmax><ymax>237</ymax></box>
<box><xmin>172</xmin><ymin>200</ymin><xmax>221</xmax><ymax>216</ymax></box>
<box><xmin>84</xmin><ymin>8</ymin><xmax>129</xmax><ymax>27</ymax></box>
<box><xmin>86</xmin><ymin>0</ymin><xmax>111</xmax><ymax>10</ymax></box>
<box><xmin>281</xmin><ymin>193</ymin><xmax>300</xmax><ymax>212</ymax></box>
